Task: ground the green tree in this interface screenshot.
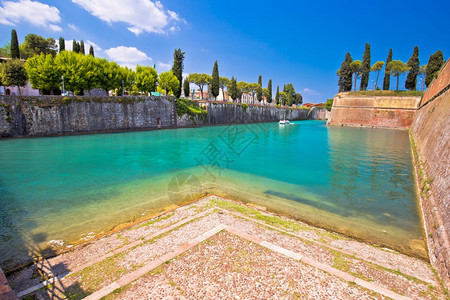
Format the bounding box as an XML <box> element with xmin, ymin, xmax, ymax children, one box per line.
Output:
<box><xmin>56</xmin><ymin>51</ymin><xmax>89</xmax><ymax>95</ymax></box>
<box><xmin>228</xmin><ymin>76</ymin><xmax>238</xmax><ymax>101</ymax></box>
<box><xmin>257</xmin><ymin>75</ymin><xmax>262</xmax><ymax>102</ymax></box>
<box><xmin>80</xmin><ymin>41</ymin><xmax>85</xmax><ymax>55</ymax></box>
<box><xmin>418</xmin><ymin>64</ymin><xmax>426</xmax><ymax>91</ymax></box>
<box><xmin>72</xmin><ymin>40</ymin><xmax>78</xmax><ymax>53</ymax></box>
<box><xmin>10</xmin><ymin>29</ymin><xmax>20</xmax><ymax>59</ymax></box>
<box><xmin>187</xmin><ymin>73</ymin><xmax>210</xmax><ymax>99</ymax></box>
<box><xmin>135</xmin><ymin>65</ymin><xmax>158</xmax><ymax>94</ymax></box>
<box><xmin>338</xmin><ymin>52</ymin><xmax>353</xmax><ymax>92</ymax></box>
<box><xmin>349</xmin><ymin>60</ymin><xmax>362</xmax><ymax>91</ymax></box>
<box><xmin>279</xmin><ymin>91</ymin><xmax>287</xmax><ymax>106</ymax></box>
<box><xmin>295</xmin><ymin>93</ymin><xmax>303</xmax><ymax>105</ymax></box>
<box><xmin>325</xmin><ymin>98</ymin><xmax>333</xmax><ymax>111</ymax></box>
<box><xmin>383</xmin><ymin>49</ymin><xmax>393</xmax><ymax>90</ymax></box>
<box><xmin>370</xmin><ymin>61</ymin><xmax>384</xmax><ymax>90</ymax></box>
<box><xmin>219</xmin><ymin>76</ymin><xmax>230</xmax><ymax>101</ymax></box>
<box><xmin>210</xmin><ymin>60</ymin><xmax>220</xmax><ymax>100</ymax></box>
<box><xmin>248</xmin><ymin>82</ymin><xmax>259</xmax><ymax>104</ymax></box>
<box><xmin>0</xmin><ymin>42</ymin><xmax>11</xmax><ymax>58</ymax></box>
<box><xmin>267</xmin><ymin>79</ymin><xmax>272</xmax><ymax>103</ymax></box>
<box><xmin>405</xmin><ymin>46</ymin><xmax>420</xmax><ymax>90</ymax></box>
<box><xmin>183</xmin><ymin>77</ymin><xmax>190</xmax><ymax>98</ymax></box>
<box><xmin>97</xmin><ymin>59</ymin><xmax>122</xmax><ymax>95</ymax></box>
<box><xmin>1</xmin><ymin>59</ymin><xmax>28</xmax><ymax>94</ymax></box>
<box><xmin>425</xmin><ymin>50</ymin><xmax>444</xmax><ymax>87</ymax></box>
<box><xmin>20</xmin><ymin>34</ymin><xmax>57</xmax><ymax>59</ymax></box>
<box><xmin>386</xmin><ymin>60</ymin><xmax>411</xmax><ymax>91</ymax></box>
<box><xmin>237</xmin><ymin>81</ymin><xmax>249</xmax><ymax>102</ymax></box>
<box><xmin>25</xmin><ymin>53</ymin><xmax>62</xmax><ymax>94</ymax></box>
<box><xmin>360</xmin><ymin>43</ymin><xmax>371</xmax><ymax>91</ymax></box>
<box><xmin>171</xmin><ymin>49</ymin><xmax>185</xmax><ymax>98</ymax></box>
<box><xmin>275</xmin><ymin>85</ymin><xmax>280</xmax><ymax>104</ymax></box>
<box><xmin>158</xmin><ymin>71</ymin><xmax>179</xmax><ymax>96</ymax></box>
<box><xmin>59</xmin><ymin>37</ymin><xmax>65</xmax><ymax>52</ymax></box>
<box><xmin>89</xmin><ymin>45</ymin><xmax>95</xmax><ymax>57</ymax></box>
<box><xmin>284</xmin><ymin>83</ymin><xmax>296</xmax><ymax>106</ymax></box>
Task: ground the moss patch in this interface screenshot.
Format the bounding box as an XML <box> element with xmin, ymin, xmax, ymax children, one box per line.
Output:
<box><xmin>175</xmin><ymin>98</ymin><xmax>207</xmax><ymax>122</ymax></box>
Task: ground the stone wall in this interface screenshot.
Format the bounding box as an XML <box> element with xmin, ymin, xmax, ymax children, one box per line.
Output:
<box><xmin>327</xmin><ymin>93</ymin><xmax>421</xmax><ymax>129</ymax></box>
<box><xmin>0</xmin><ymin>266</ymin><xmax>16</xmax><ymax>299</ymax></box>
<box><xmin>0</xmin><ymin>97</ymin><xmax>329</xmax><ymax>137</ymax></box>
<box><xmin>411</xmin><ymin>87</ymin><xmax>450</xmax><ymax>289</ymax></box>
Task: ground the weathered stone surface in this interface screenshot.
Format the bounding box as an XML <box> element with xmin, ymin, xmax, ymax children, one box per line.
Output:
<box><xmin>0</xmin><ymin>97</ymin><xmax>329</xmax><ymax>137</ymax></box>
<box><xmin>328</xmin><ymin>94</ymin><xmax>421</xmax><ymax>129</ymax></box>
<box><xmin>411</xmin><ymin>89</ymin><xmax>450</xmax><ymax>290</ymax></box>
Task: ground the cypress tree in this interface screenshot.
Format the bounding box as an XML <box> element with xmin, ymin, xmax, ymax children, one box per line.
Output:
<box><xmin>383</xmin><ymin>49</ymin><xmax>393</xmax><ymax>90</ymax></box>
<box><xmin>80</xmin><ymin>40</ymin><xmax>85</xmax><ymax>55</ymax></box>
<box><xmin>267</xmin><ymin>79</ymin><xmax>272</xmax><ymax>103</ymax></box>
<box><xmin>171</xmin><ymin>49</ymin><xmax>185</xmax><ymax>98</ymax></box>
<box><xmin>257</xmin><ymin>75</ymin><xmax>263</xmax><ymax>102</ymax></box>
<box><xmin>59</xmin><ymin>37</ymin><xmax>65</xmax><ymax>52</ymax></box>
<box><xmin>360</xmin><ymin>43</ymin><xmax>371</xmax><ymax>91</ymax></box>
<box><xmin>275</xmin><ymin>85</ymin><xmax>280</xmax><ymax>104</ymax></box>
<box><xmin>10</xmin><ymin>29</ymin><xmax>20</xmax><ymax>59</ymax></box>
<box><xmin>405</xmin><ymin>46</ymin><xmax>420</xmax><ymax>90</ymax></box>
<box><xmin>425</xmin><ymin>50</ymin><xmax>444</xmax><ymax>87</ymax></box>
<box><xmin>183</xmin><ymin>78</ymin><xmax>190</xmax><ymax>98</ymax></box>
<box><xmin>229</xmin><ymin>76</ymin><xmax>238</xmax><ymax>101</ymax></box>
<box><xmin>72</xmin><ymin>40</ymin><xmax>77</xmax><ymax>53</ymax></box>
<box><xmin>211</xmin><ymin>60</ymin><xmax>220</xmax><ymax>100</ymax></box>
<box><xmin>338</xmin><ymin>52</ymin><xmax>353</xmax><ymax>92</ymax></box>
<box><xmin>89</xmin><ymin>45</ymin><xmax>94</xmax><ymax>57</ymax></box>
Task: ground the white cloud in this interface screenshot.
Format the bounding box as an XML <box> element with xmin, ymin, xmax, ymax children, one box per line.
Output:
<box><xmin>157</xmin><ymin>62</ymin><xmax>171</xmax><ymax>71</ymax></box>
<box><xmin>72</xmin><ymin>0</ymin><xmax>184</xmax><ymax>35</ymax></box>
<box><xmin>302</xmin><ymin>88</ymin><xmax>320</xmax><ymax>96</ymax></box>
<box><xmin>68</xmin><ymin>24</ymin><xmax>79</xmax><ymax>31</ymax></box>
<box><xmin>105</xmin><ymin>46</ymin><xmax>151</xmax><ymax>68</ymax></box>
<box><xmin>0</xmin><ymin>0</ymin><xmax>61</xmax><ymax>31</ymax></box>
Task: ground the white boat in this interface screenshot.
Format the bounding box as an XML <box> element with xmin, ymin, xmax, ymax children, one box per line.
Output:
<box><xmin>279</xmin><ymin>119</ymin><xmax>290</xmax><ymax>125</ymax></box>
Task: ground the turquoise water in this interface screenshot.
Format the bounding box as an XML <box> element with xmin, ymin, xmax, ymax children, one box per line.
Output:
<box><xmin>0</xmin><ymin>121</ymin><xmax>425</xmax><ymax>268</ymax></box>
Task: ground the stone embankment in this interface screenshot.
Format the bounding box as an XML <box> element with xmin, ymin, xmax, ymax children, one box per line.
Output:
<box><xmin>410</xmin><ymin>59</ymin><xmax>450</xmax><ymax>290</ymax></box>
<box><xmin>327</xmin><ymin>93</ymin><xmax>421</xmax><ymax>129</ymax></box>
<box><xmin>0</xmin><ymin>96</ymin><xmax>329</xmax><ymax>138</ymax></box>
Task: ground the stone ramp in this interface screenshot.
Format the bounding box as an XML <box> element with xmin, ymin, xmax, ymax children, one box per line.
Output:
<box><xmin>7</xmin><ymin>196</ymin><xmax>447</xmax><ymax>299</ymax></box>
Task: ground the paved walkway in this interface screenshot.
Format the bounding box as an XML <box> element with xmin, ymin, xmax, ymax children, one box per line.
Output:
<box><xmin>6</xmin><ymin>196</ymin><xmax>448</xmax><ymax>299</ymax></box>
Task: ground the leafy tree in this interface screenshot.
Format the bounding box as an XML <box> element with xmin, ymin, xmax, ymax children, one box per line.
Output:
<box><xmin>56</xmin><ymin>51</ymin><xmax>87</xmax><ymax>95</ymax></box>
<box><xmin>248</xmin><ymin>82</ymin><xmax>259</xmax><ymax>104</ymax></box>
<box><xmin>219</xmin><ymin>76</ymin><xmax>230</xmax><ymax>101</ymax></box>
<box><xmin>158</xmin><ymin>71</ymin><xmax>179</xmax><ymax>96</ymax></box>
<box><xmin>89</xmin><ymin>45</ymin><xmax>94</xmax><ymax>57</ymax></box>
<box><xmin>171</xmin><ymin>48</ymin><xmax>185</xmax><ymax>98</ymax></box>
<box><xmin>25</xmin><ymin>53</ymin><xmax>62</xmax><ymax>94</ymax></box>
<box><xmin>338</xmin><ymin>52</ymin><xmax>353</xmax><ymax>92</ymax></box>
<box><xmin>72</xmin><ymin>40</ymin><xmax>78</xmax><ymax>53</ymax></box>
<box><xmin>210</xmin><ymin>60</ymin><xmax>220</xmax><ymax>100</ymax></box>
<box><xmin>237</xmin><ymin>81</ymin><xmax>249</xmax><ymax>102</ymax></box>
<box><xmin>275</xmin><ymin>85</ymin><xmax>280</xmax><ymax>104</ymax></box>
<box><xmin>97</xmin><ymin>59</ymin><xmax>122</xmax><ymax>95</ymax></box>
<box><xmin>227</xmin><ymin>76</ymin><xmax>238</xmax><ymax>101</ymax></box>
<box><xmin>405</xmin><ymin>46</ymin><xmax>420</xmax><ymax>90</ymax></box>
<box><xmin>80</xmin><ymin>40</ymin><xmax>85</xmax><ymax>55</ymax></box>
<box><xmin>284</xmin><ymin>83</ymin><xmax>296</xmax><ymax>106</ymax></box>
<box><xmin>360</xmin><ymin>43</ymin><xmax>371</xmax><ymax>91</ymax></box>
<box><xmin>325</xmin><ymin>98</ymin><xmax>333</xmax><ymax>111</ymax></box>
<box><xmin>383</xmin><ymin>49</ymin><xmax>393</xmax><ymax>90</ymax></box>
<box><xmin>370</xmin><ymin>61</ymin><xmax>384</xmax><ymax>90</ymax></box>
<box><xmin>187</xmin><ymin>73</ymin><xmax>210</xmax><ymax>99</ymax></box>
<box><xmin>349</xmin><ymin>60</ymin><xmax>362</xmax><ymax>91</ymax></box>
<box><xmin>295</xmin><ymin>93</ymin><xmax>303</xmax><ymax>105</ymax></box>
<box><xmin>257</xmin><ymin>75</ymin><xmax>262</xmax><ymax>102</ymax></box>
<box><xmin>418</xmin><ymin>64</ymin><xmax>426</xmax><ymax>91</ymax></box>
<box><xmin>267</xmin><ymin>79</ymin><xmax>272</xmax><ymax>103</ymax></box>
<box><xmin>120</xmin><ymin>67</ymin><xmax>136</xmax><ymax>95</ymax></box>
<box><xmin>0</xmin><ymin>42</ymin><xmax>11</xmax><ymax>57</ymax></box>
<box><xmin>81</xmin><ymin>54</ymin><xmax>102</xmax><ymax>95</ymax></box>
<box><xmin>386</xmin><ymin>60</ymin><xmax>410</xmax><ymax>91</ymax></box>
<box><xmin>262</xmin><ymin>88</ymin><xmax>269</xmax><ymax>102</ymax></box>
<box><xmin>59</xmin><ymin>37</ymin><xmax>65</xmax><ymax>52</ymax></box>
<box><xmin>425</xmin><ymin>50</ymin><xmax>444</xmax><ymax>87</ymax></box>
<box><xmin>11</xmin><ymin>29</ymin><xmax>20</xmax><ymax>59</ymax></box>
<box><xmin>183</xmin><ymin>78</ymin><xmax>190</xmax><ymax>98</ymax></box>
<box><xmin>20</xmin><ymin>34</ymin><xmax>57</xmax><ymax>59</ymax></box>
<box><xmin>279</xmin><ymin>91</ymin><xmax>287</xmax><ymax>106</ymax></box>
<box><xmin>1</xmin><ymin>59</ymin><xmax>28</xmax><ymax>95</ymax></box>
<box><xmin>135</xmin><ymin>65</ymin><xmax>158</xmax><ymax>94</ymax></box>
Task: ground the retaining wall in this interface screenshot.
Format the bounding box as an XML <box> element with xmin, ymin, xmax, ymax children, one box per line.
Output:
<box><xmin>0</xmin><ymin>96</ymin><xmax>329</xmax><ymax>137</ymax></box>
<box><xmin>327</xmin><ymin>94</ymin><xmax>421</xmax><ymax>129</ymax></box>
<box><xmin>411</xmin><ymin>68</ymin><xmax>450</xmax><ymax>290</ymax></box>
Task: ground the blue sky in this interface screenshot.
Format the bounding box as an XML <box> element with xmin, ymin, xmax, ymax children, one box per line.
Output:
<box><xmin>0</xmin><ymin>0</ymin><xmax>449</xmax><ymax>103</ymax></box>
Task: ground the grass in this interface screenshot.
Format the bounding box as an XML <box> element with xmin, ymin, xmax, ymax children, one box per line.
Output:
<box><xmin>135</xmin><ymin>212</ymin><xmax>175</xmax><ymax>229</ymax></box>
<box><xmin>346</xmin><ymin>90</ymin><xmax>424</xmax><ymax>97</ymax></box>
<box><xmin>175</xmin><ymin>98</ymin><xmax>208</xmax><ymax>122</ymax></box>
